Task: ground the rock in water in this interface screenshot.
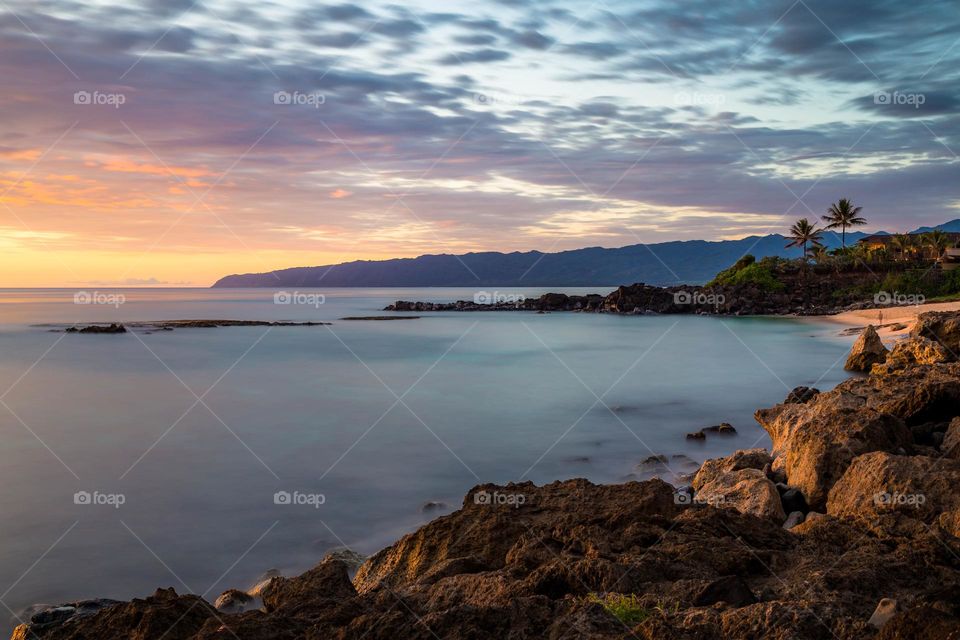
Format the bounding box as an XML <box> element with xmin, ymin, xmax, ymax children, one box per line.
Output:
<box><xmin>214</xmin><ymin>589</ymin><xmax>262</xmax><ymax>614</ymax></box>
<box><xmin>65</xmin><ymin>323</ymin><xmax>127</xmax><ymax>334</ymax></box>
<box><xmin>844</xmin><ymin>325</ymin><xmax>888</xmax><ymax>371</ymax></box>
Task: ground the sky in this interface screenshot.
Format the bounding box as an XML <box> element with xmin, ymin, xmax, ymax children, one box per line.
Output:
<box><xmin>0</xmin><ymin>0</ymin><xmax>958</xmax><ymax>286</ymax></box>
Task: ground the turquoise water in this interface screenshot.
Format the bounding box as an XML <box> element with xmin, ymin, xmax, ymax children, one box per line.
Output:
<box><xmin>0</xmin><ymin>288</ymin><xmax>854</xmax><ymax>627</ymax></box>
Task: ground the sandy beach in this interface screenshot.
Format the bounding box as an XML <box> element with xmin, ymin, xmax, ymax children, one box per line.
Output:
<box><xmin>819</xmin><ymin>300</ymin><xmax>960</xmax><ymax>339</ymax></box>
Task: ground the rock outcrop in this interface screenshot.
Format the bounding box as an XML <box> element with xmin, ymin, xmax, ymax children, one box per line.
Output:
<box><xmin>844</xmin><ymin>325</ymin><xmax>888</xmax><ymax>371</ymax></box>
<box><xmin>912</xmin><ymin>310</ymin><xmax>960</xmax><ymax>355</ymax></box>
<box><xmin>827</xmin><ymin>452</ymin><xmax>960</xmax><ymax>526</ymax></box>
<box><xmin>872</xmin><ymin>336</ymin><xmax>952</xmax><ymax>375</ymax></box>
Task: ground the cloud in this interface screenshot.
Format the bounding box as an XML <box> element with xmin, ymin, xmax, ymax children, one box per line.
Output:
<box><xmin>0</xmin><ymin>0</ymin><xmax>956</xmax><ymax>286</ymax></box>
<box><xmin>439</xmin><ymin>48</ymin><xmax>512</xmax><ymax>65</ymax></box>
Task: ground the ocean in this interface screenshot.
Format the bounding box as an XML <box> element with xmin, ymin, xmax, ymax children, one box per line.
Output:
<box><xmin>0</xmin><ymin>287</ymin><xmax>854</xmax><ymax>629</ymax></box>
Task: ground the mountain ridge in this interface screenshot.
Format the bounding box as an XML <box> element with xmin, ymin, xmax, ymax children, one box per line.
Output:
<box><xmin>212</xmin><ymin>220</ymin><xmax>960</xmax><ymax>288</ymax></box>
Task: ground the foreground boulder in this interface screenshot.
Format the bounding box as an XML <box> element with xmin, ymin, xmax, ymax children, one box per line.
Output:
<box><xmin>755</xmin><ymin>389</ymin><xmax>912</xmax><ymax>510</ymax></box>
<box><xmin>844</xmin><ymin>325</ymin><xmax>888</xmax><ymax>371</ymax></box>
<box><xmin>695</xmin><ymin>468</ymin><xmax>786</xmax><ymax>521</ymax></box>
<box><xmin>692</xmin><ymin>448</ymin><xmax>772</xmax><ymax>490</ymax></box>
<box><xmin>755</xmin><ymin>357</ymin><xmax>960</xmax><ymax>509</ymax></box>
<box><xmin>827</xmin><ymin>452</ymin><xmax>960</xmax><ymax>531</ymax></box>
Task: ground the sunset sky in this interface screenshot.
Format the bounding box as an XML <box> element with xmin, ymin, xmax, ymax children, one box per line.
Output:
<box><xmin>1</xmin><ymin>0</ymin><xmax>958</xmax><ymax>286</ymax></box>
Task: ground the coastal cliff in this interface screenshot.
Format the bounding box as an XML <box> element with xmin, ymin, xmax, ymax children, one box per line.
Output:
<box><xmin>13</xmin><ymin>313</ymin><xmax>960</xmax><ymax>639</ymax></box>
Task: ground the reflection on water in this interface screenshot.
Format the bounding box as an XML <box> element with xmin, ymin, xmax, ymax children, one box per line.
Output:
<box><xmin>0</xmin><ymin>288</ymin><xmax>853</xmax><ymax>629</ymax></box>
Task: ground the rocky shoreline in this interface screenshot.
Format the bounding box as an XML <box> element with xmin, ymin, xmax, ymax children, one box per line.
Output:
<box><xmin>53</xmin><ymin>320</ymin><xmax>332</xmax><ymax>334</ymax></box>
<box><xmin>14</xmin><ymin>312</ymin><xmax>960</xmax><ymax>639</ymax></box>
<box><xmin>384</xmin><ymin>279</ymin><xmax>887</xmax><ymax>317</ymax></box>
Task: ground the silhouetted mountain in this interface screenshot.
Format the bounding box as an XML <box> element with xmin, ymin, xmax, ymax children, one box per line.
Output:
<box><xmin>213</xmin><ymin>231</ymin><xmax>879</xmax><ymax>288</ymax></box>
<box><xmin>911</xmin><ymin>218</ymin><xmax>960</xmax><ymax>234</ymax></box>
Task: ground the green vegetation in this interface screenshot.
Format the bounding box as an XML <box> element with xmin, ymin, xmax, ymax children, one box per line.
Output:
<box><xmin>708</xmin><ymin>254</ymin><xmax>785</xmax><ymax>291</ymax></box>
<box><xmin>586</xmin><ymin>593</ymin><xmax>652</xmax><ymax>626</ymax></box>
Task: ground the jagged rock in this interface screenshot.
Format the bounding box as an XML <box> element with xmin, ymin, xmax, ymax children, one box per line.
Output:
<box><xmin>784</xmin><ymin>386</ymin><xmax>820</xmax><ymax>404</ymax></box>
<box><xmin>260</xmin><ymin>557</ymin><xmax>357</xmax><ymax>619</ymax></box>
<box><xmin>10</xmin><ymin>600</ymin><xmax>121</xmax><ymax>639</ymax></box>
<box><xmin>872</xmin><ymin>336</ymin><xmax>952</xmax><ymax>375</ymax></box>
<box><xmin>11</xmin><ymin>589</ymin><xmax>212</xmax><ymax>640</ymax></box>
<box><xmin>693</xmin><ymin>449</ymin><xmax>772</xmax><ymax>491</ymax></box>
<box><xmin>844</xmin><ymin>325</ymin><xmax>888</xmax><ymax>371</ymax></box>
<box><xmin>755</xmin><ymin>378</ymin><xmax>915</xmax><ymax>510</ymax></box>
<box><xmin>827</xmin><ymin>452</ymin><xmax>960</xmax><ymax>523</ymax></box>
<box><xmin>248</xmin><ymin>569</ymin><xmax>282</xmax><ymax>597</ymax></box>
<box><xmin>695</xmin><ymin>468</ymin><xmax>786</xmax><ymax>521</ymax></box>
<box><xmin>214</xmin><ymin>589</ymin><xmax>261</xmax><ymax>614</ymax></box>
<box><xmin>686</xmin><ymin>430</ymin><xmax>706</xmax><ymax>440</ymax></box>
<box><xmin>912</xmin><ymin>310</ymin><xmax>960</xmax><ymax>355</ymax></box>
<box><xmin>868</xmin><ymin>598</ymin><xmax>898</xmax><ymax>629</ymax></box>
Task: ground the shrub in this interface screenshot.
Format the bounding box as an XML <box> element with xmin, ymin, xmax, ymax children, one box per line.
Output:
<box><xmin>586</xmin><ymin>593</ymin><xmax>652</xmax><ymax>626</ymax></box>
<box><xmin>708</xmin><ymin>254</ymin><xmax>785</xmax><ymax>291</ymax></box>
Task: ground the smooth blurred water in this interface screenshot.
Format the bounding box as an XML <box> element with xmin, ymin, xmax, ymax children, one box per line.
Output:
<box><xmin>0</xmin><ymin>287</ymin><xmax>855</xmax><ymax>629</ymax></box>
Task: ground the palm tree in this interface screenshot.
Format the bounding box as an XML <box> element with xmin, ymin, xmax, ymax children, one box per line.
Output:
<box><xmin>810</xmin><ymin>245</ymin><xmax>829</xmax><ymax>264</ymax></box>
<box><xmin>890</xmin><ymin>234</ymin><xmax>911</xmax><ymax>262</ymax></box>
<box><xmin>925</xmin><ymin>230</ymin><xmax>950</xmax><ymax>261</ymax></box>
<box><xmin>822</xmin><ymin>198</ymin><xmax>867</xmax><ymax>249</ymax></box>
<box><xmin>786</xmin><ymin>218</ymin><xmax>824</xmax><ymax>262</ymax></box>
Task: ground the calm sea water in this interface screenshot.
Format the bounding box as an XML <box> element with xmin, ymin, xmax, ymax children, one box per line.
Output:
<box><xmin>0</xmin><ymin>287</ymin><xmax>854</xmax><ymax>628</ymax></box>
